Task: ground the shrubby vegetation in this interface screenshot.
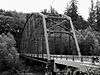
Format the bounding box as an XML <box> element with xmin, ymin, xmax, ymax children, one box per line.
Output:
<box><xmin>0</xmin><ymin>9</ymin><xmax>26</xmax><ymax>52</ymax></box>
<box><xmin>0</xmin><ymin>0</ymin><xmax>100</xmax><ymax>58</ymax></box>
<box><xmin>0</xmin><ymin>0</ymin><xmax>100</xmax><ymax>56</ymax></box>
<box><xmin>0</xmin><ymin>0</ymin><xmax>100</xmax><ymax>74</ymax></box>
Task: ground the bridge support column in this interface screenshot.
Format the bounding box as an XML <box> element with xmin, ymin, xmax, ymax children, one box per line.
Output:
<box><xmin>45</xmin><ymin>72</ymin><xmax>52</xmax><ymax>75</ymax></box>
<box><xmin>53</xmin><ymin>62</ymin><xmax>57</xmax><ymax>72</ymax></box>
<box><xmin>66</xmin><ymin>68</ymin><xmax>72</xmax><ymax>75</ymax></box>
<box><xmin>45</xmin><ymin>60</ymin><xmax>55</xmax><ymax>75</ymax></box>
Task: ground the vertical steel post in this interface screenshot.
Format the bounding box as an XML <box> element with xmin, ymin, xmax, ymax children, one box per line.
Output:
<box><xmin>39</xmin><ymin>13</ymin><xmax>50</xmax><ymax>60</ymax></box>
<box><xmin>70</xmin><ymin>19</ymin><xmax>81</xmax><ymax>57</ymax></box>
<box><xmin>64</xmin><ymin>15</ymin><xmax>81</xmax><ymax>57</ymax></box>
<box><xmin>39</xmin><ymin>13</ymin><xmax>52</xmax><ymax>75</ymax></box>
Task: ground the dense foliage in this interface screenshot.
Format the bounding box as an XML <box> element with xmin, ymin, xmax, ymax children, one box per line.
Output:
<box><xmin>64</xmin><ymin>0</ymin><xmax>89</xmax><ymax>30</ymax></box>
<box><xmin>0</xmin><ymin>9</ymin><xmax>26</xmax><ymax>51</ymax></box>
<box><xmin>0</xmin><ymin>0</ymin><xmax>100</xmax><ymax>74</ymax></box>
<box><xmin>0</xmin><ymin>32</ymin><xmax>20</xmax><ymax>74</ymax></box>
<box><xmin>88</xmin><ymin>0</ymin><xmax>100</xmax><ymax>31</ymax></box>
<box><xmin>0</xmin><ymin>0</ymin><xmax>100</xmax><ymax>58</ymax></box>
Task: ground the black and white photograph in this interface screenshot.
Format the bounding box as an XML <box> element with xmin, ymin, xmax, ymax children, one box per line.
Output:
<box><xmin>0</xmin><ymin>0</ymin><xmax>100</xmax><ymax>75</ymax></box>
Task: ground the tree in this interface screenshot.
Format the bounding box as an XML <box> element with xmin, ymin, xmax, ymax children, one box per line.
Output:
<box><xmin>41</xmin><ymin>6</ymin><xmax>59</xmax><ymax>16</ymax></box>
<box><xmin>0</xmin><ymin>32</ymin><xmax>20</xmax><ymax>74</ymax></box>
<box><xmin>88</xmin><ymin>0</ymin><xmax>96</xmax><ymax>30</ymax></box>
<box><xmin>64</xmin><ymin>0</ymin><xmax>78</xmax><ymax>22</ymax></box>
<box><xmin>64</xmin><ymin>0</ymin><xmax>88</xmax><ymax>30</ymax></box>
<box><xmin>96</xmin><ymin>0</ymin><xmax>100</xmax><ymax>31</ymax></box>
<box><xmin>88</xmin><ymin>0</ymin><xmax>100</xmax><ymax>31</ymax></box>
<box><xmin>0</xmin><ymin>9</ymin><xmax>26</xmax><ymax>50</ymax></box>
<box><xmin>75</xmin><ymin>16</ymin><xmax>89</xmax><ymax>30</ymax></box>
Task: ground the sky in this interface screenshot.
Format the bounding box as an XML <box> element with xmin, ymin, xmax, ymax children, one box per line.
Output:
<box><xmin>0</xmin><ymin>0</ymin><xmax>98</xmax><ymax>20</ymax></box>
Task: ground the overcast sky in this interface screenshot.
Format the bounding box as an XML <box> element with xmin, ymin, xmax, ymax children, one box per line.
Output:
<box><xmin>0</xmin><ymin>0</ymin><xmax>98</xmax><ymax>20</ymax></box>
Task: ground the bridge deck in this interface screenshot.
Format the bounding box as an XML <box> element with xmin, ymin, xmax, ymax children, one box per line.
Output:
<box><xmin>23</xmin><ymin>54</ymin><xmax>100</xmax><ymax>72</ymax></box>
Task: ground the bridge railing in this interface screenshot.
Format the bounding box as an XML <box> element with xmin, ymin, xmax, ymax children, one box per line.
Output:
<box><xmin>24</xmin><ymin>54</ymin><xmax>100</xmax><ymax>64</ymax></box>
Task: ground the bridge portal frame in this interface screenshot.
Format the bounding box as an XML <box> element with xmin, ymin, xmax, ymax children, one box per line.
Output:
<box><xmin>39</xmin><ymin>13</ymin><xmax>81</xmax><ymax>61</ymax></box>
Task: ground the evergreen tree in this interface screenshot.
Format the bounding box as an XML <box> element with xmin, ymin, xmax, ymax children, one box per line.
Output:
<box><xmin>88</xmin><ymin>0</ymin><xmax>96</xmax><ymax>30</ymax></box>
<box><xmin>88</xmin><ymin>0</ymin><xmax>100</xmax><ymax>31</ymax></box>
<box><xmin>64</xmin><ymin>0</ymin><xmax>78</xmax><ymax>22</ymax></box>
<box><xmin>96</xmin><ymin>0</ymin><xmax>100</xmax><ymax>31</ymax></box>
<box><xmin>64</xmin><ymin>0</ymin><xmax>88</xmax><ymax>30</ymax></box>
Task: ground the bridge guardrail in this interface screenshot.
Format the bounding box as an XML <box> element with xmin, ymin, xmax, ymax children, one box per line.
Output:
<box><xmin>24</xmin><ymin>54</ymin><xmax>100</xmax><ymax>64</ymax></box>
